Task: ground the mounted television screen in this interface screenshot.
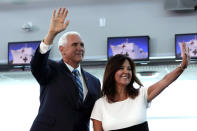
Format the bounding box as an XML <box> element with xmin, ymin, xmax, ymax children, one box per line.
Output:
<box><xmin>107</xmin><ymin>36</ymin><xmax>150</xmax><ymax>61</ymax></box>
<box><xmin>175</xmin><ymin>33</ymin><xmax>197</xmax><ymax>60</ymax></box>
<box><xmin>8</xmin><ymin>41</ymin><xmax>40</xmax><ymax>65</ymax></box>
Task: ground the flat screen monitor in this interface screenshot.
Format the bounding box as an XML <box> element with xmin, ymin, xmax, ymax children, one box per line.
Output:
<box><xmin>8</xmin><ymin>41</ymin><xmax>40</xmax><ymax>66</ymax></box>
<box><xmin>175</xmin><ymin>33</ymin><xmax>197</xmax><ymax>60</ymax></box>
<box><xmin>107</xmin><ymin>36</ymin><xmax>150</xmax><ymax>62</ymax></box>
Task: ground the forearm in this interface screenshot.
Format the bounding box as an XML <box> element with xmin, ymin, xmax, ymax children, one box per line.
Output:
<box><xmin>31</xmin><ymin>47</ymin><xmax>50</xmax><ymax>67</ymax></box>
<box><xmin>31</xmin><ymin>48</ymin><xmax>51</xmax><ymax>84</ymax></box>
<box><xmin>93</xmin><ymin>120</ymin><xmax>104</xmax><ymax>131</ymax></box>
<box><xmin>162</xmin><ymin>65</ymin><xmax>184</xmax><ymax>86</ymax></box>
<box><xmin>43</xmin><ymin>31</ymin><xmax>57</xmax><ymax>45</ymax></box>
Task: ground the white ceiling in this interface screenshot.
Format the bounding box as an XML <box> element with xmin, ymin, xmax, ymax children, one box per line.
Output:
<box><xmin>0</xmin><ymin>0</ymin><xmax>65</xmax><ymax>4</ymax></box>
<box><xmin>0</xmin><ymin>0</ymin><xmax>122</xmax><ymax>10</ymax></box>
<box><xmin>0</xmin><ymin>0</ymin><xmax>141</xmax><ymax>12</ymax></box>
<box><xmin>0</xmin><ymin>0</ymin><xmax>110</xmax><ymax>11</ymax></box>
<box><xmin>0</xmin><ymin>0</ymin><xmax>141</xmax><ymax>6</ymax></box>
<box><xmin>0</xmin><ymin>0</ymin><xmax>113</xmax><ymax>5</ymax></box>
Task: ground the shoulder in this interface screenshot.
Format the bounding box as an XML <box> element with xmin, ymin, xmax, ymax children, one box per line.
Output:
<box><xmin>139</xmin><ymin>86</ymin><xmax>148</xmax><ymax>93</ymax></box>
<box><xmin>48</xmin><ymin>59</ymin><xmax>63</xmax><ymax>68</ymax></box>
<box><xmin>83</xmin><ymin>70</ymin><xmax>98</xmax><ymax>79</ymax></box>
<box><xmin>82</xmin><ymin>69</ymin><xmax>100</xmax><ymax>82</ymax></box>
<box><xmin>48</xmin><ymin>59</ymin><xmax>58</xmax><ymax>64</ymax></box>
<box><xmin>138</xmin><ymin>86</ymin><xmax>150</xmax><ymax>107</ymax></box>
<box><xmin>95</xmin><ymin>97</ymin><xmax>106</xmax><ymax>105</ymax></box>
<box><xmin>134</xmin><ymin>86</ymin><xmax>148</xmax><ymax>99</ymax></box>
<box><xmin>92</xmin><ymin>97</ymin><xmax>106</xmax><ymax>111</ymax></box>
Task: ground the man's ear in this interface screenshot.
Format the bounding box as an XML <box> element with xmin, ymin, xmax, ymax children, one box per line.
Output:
<box><xmin>59</xmin><ymin>46</ymin><xmax>63</xmax><ymax>53</ymax></box>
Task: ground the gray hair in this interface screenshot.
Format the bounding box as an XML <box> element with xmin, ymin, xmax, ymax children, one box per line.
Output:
<box><xmin>58</xmin><ymin>31</ymin><xmax>81</xmax><ymax>48</ymax></box>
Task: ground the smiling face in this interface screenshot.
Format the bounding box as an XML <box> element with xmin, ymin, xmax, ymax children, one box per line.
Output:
<box><xmin>59</xmin><ymin>34</ymin><xmax>85</xmax><ymax>68</ymax></box>
<box><xmin>114</xmin><ymin>59</ymin><xmax>132</xmax><ymax>88</ymax></box>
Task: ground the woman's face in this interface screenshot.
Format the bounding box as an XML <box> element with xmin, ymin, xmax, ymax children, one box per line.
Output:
<box><xmin>114</xmin><ymin>59</ymin><xmax>132</xmax><ymax>87</ymax></box>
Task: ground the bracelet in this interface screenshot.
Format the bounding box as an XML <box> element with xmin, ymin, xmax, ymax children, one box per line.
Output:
<box><xmin>178</xmin><ymin>64</ymin><xmax>185</xmax><ymax>71</ymax></box>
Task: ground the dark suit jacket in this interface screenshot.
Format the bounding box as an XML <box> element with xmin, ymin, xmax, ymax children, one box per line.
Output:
<box><xmin>30</xmin><ymin>49</ymin><xmax>101</xmax><ymax>131</ymax></box>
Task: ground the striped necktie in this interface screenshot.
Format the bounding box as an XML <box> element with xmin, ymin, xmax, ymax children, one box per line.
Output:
<box><xmin>72</xmin><ymin>69</ymin><xmax>83</xmax><ymax>103</ymax></box>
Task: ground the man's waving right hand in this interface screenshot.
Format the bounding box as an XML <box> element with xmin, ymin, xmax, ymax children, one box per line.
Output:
<box><xmin>44</xmin><ymin>7</ymin><xmax>70</xmax><ymax>45</ymax></box>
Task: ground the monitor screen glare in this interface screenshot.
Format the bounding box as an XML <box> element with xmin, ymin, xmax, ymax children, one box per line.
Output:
<box><xmin>175</xmin><ymin>33</ymin><xmax>197</xmax><ymax>60</ymax></box>
<box><xmin>8</xmin><ymin>41</ymin><xmax>40</xmax><ymax>65</ymax></box>
<box><xmin>107</xmin><ymin>36</ymin><xmax>149</xmax><ymax>61</ymax></box>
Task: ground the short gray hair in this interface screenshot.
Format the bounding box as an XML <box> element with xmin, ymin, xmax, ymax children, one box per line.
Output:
<box><xmin>58</xmin><ymin>31</ymin><xmax>81</xmax><ymax>48</ymax></box>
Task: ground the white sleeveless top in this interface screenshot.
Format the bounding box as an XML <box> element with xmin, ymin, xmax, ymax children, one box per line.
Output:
<box><xmin>91</xmin><ymin>87</ymin><xmax>150</xmax><ymax>131</ymax></box>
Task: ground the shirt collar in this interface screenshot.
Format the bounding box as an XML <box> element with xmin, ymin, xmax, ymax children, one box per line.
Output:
<box><xmin>65</xmin><ymin>62</ymin><xmax>82</xmax><ymax>76</ymax></box>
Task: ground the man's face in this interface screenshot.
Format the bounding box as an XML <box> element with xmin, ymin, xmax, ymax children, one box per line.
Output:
<box><xmin>60</xmin><ymin>34</ymin><xmax>85</xmax><ymax>67</ymax></box>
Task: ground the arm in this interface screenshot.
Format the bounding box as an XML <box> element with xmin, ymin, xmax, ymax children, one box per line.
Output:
<box><xmin>147</xmin><ymin>42</ymin><xmax>190</xmax><ymax>102</ymax></box>
<box><xmin>92</xmin><ymin>119</ymin><xmax>104</xmax><ymax>131</ymax></box>
<box><xmin>31</xmin><ymin>8</ymin><xmax>69</xmax><ymax>84</ymax></box>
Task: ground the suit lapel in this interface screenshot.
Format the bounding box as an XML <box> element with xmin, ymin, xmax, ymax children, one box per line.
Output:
<box><xmin>59</xmin><ymin>60</ymin><xmax>74</xmax><ymax>80</ymax></box>
<box><xmin>81</xmin><ymin>68</ymin><xmax>94</xmax><ymax>102</ymax></box>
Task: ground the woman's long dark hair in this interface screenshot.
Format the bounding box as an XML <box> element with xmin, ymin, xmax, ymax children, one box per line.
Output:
<box><xmin>101</xmin><ymin>54</ymin><xmax>143</xmax><ymax>102</ymax></box>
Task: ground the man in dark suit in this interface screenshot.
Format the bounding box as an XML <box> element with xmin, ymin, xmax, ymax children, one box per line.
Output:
<box><xmin>30</xmin><ymin>7</ymin><xmax>101</xmax><ymax>131</ymax></box>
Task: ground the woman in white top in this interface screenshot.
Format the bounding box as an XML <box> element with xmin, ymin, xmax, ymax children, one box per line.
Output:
<box><xmin>91</xmin><ymin>43</ymin><xmax>189</xmax><ymax>131</ymax></box>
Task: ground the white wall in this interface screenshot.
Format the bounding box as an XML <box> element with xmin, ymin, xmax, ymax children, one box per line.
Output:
<box><xmin>0</xmin><ymin>0</ymin><xmax>197</xmax><ymax>63</ymax></box>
